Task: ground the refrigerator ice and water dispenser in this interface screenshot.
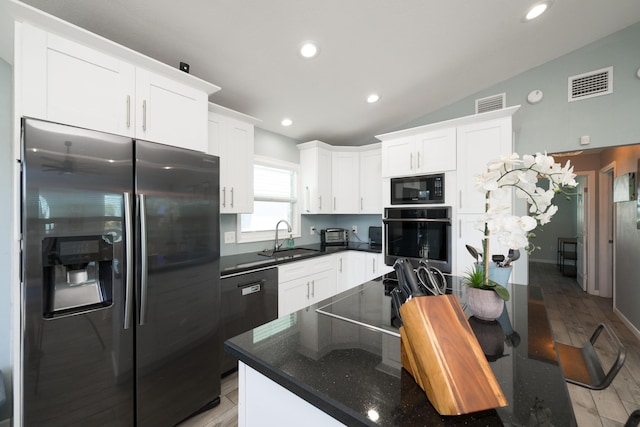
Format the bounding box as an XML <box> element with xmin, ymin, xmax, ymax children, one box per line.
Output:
<box><xmin>41</xmin><ymin>235</ymin><xmax>115</xmax><ymax>317</ymax></box>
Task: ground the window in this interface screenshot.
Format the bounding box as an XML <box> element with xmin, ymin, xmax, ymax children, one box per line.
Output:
<box><xmin>237</xmin><ymin>156</ymin><xmax>299</xmax><ymax>243</ymax></box>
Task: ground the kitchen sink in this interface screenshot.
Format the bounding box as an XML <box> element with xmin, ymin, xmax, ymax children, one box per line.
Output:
<box><xmin>257</xmin><ymin>247</ymin><xmax>320</xmax><ymax>259</ymax></box>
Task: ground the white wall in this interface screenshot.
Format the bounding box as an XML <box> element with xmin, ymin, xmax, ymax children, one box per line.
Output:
<box><xmin>0</xmin><ymin>57</ymin><xmax>13</xmax><ymax>422</ymax></box>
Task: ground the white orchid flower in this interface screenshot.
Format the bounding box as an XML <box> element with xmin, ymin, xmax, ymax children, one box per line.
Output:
<box><xmin>475</xmin><ymin>151</ymin><xmax>577</xmax><ymax>285</ymax></box>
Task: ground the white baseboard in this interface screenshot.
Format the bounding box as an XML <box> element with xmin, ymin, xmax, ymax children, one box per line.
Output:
<box><xmin>529</xmin><ymin>258</ymin><xmax>555</xmax><ymax>264</ymax></box>
<box><xmin>614</xmin><ymin>307</ymin><xmax>640</xmax><ymax>342</ymax></box>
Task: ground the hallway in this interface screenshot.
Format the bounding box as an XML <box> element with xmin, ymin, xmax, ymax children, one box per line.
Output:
<box><xmin>530</xmin><ymin>261</ymin><xmax>640</xmax><ymax>426</ymax></box>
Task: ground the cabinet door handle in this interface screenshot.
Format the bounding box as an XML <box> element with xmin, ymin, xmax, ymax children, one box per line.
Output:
<box><xmin>459</xmin><ymin>190</ymin><xmax>463</xmax><ymax>209</ymax></box>
<box><xmin>417</xmin><ymin>152</ymin><xmax>420</xmax><ymax>169</ymax></box>
<box><xmin>306</xmin><ymin>281</ymin><xmax>310</xmax><ymax>299</ymax></box>
<box><xmin>126</xmin><ymin>95</ymin><xmax>131</xmax><ymax>128</ymax></box>
<box><xmin>410</xmin><ymin>152</ymin><xmax>413</xmax><ymax>170</ymax></box>
<box><xmin>339</xmin><ymin>258</ymin><xmax>343</xmax><ymax>272</ymax></box>
<box><xmin>361</xmin><ymin>197</ymin><xmax>364</xmax><ymax>211</ymax></box>
<box><xmin>305</xmin><ymin>186</ymin><xmax>310</xmax><ymax>212</ymax></box>
<box><xmin>333</xmin><ymin>197</ymin><xmax>336</xmax><ymax>211</ymax></box>
<box><xmin>142</xmin><ymin>99</ymin><xmax>147</xmax><ymax>131</ymax></box>
<box><xmin>230</xmin><ymin>187</ymin><xmax>234</xmax><ymax>208</ymax></box>
<box><xmin>318</xmin><ymin>196</ymin><xmax>322</xmax><ymax>211</ymax></box>
<box><xmin>311</xmin><ymin>280</ymin><xmax>315</xmax><ymax>298</ymax></box>
<box><xmin>222</xmin><ymin>187</ymin><xmax>226</xmax><ymax>208</ymax></box>
<box><xmin>372</xmin><ymin>258</ymin><xmax>376</xmax><ymax>274</ymax></box>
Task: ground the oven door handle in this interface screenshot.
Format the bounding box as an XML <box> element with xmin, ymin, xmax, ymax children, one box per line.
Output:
<box><xmin>383</xmin><ymin>218</ymin><xmax>451</xmax><ymax>224</ymax></box>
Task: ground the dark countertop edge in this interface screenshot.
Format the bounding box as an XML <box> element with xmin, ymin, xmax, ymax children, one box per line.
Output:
<box><xmin>220</xmin><ymin>243</ymin><xmax>382</xmax><ymax>277</ymax></box>
<box><xmin>224</xmin><ymin>340</ymin><xmax>376</xmax><ymax>427</ymax></box>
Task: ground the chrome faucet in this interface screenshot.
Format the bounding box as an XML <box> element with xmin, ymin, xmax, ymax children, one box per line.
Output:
<box><xmin>274</xmin><ymin>219</ymin><xmax>292</xmax><ymax>252</ymax></box>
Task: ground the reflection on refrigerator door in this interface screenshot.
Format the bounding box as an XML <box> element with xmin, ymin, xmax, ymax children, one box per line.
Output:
<box><xmin>21</xmin><ymin>118</ymin><xmax>220</xmax><ymax>426</ymax></box>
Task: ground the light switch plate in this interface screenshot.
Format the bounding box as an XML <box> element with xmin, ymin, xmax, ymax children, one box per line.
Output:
<box><xmin>224</xmin><ymin>231</ymin><xmax>236</xmax><ymax>244</ymax></box>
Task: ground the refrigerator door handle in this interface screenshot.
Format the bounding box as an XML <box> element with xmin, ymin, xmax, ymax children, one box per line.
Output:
<box><xmin>139</xmin><ymin>193</ymin><xmax>149</xmax><ymax>325</ymax></box>
<box><xmin>123</xmin><ymin>192</ymin><xmax>134</xmax><ymax>330</ymax></box>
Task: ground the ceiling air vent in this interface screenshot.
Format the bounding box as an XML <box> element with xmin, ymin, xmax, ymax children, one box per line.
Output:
<box><xmin>475</xmin><ymin>93</ymin><xmax>505</xmax><ymax>114</ymax></box>
<box><xmin>568</xmin><ymin>66</ymin><xmax>613</xmax><ymax>102</ymax></box>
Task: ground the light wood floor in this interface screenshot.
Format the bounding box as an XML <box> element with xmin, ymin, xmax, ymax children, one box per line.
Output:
<box><xmin>181</xmin><ymin>262</ymin><xmax>640</xmax><ymax>426</ymax></box>
<box><xmin>531</xmin><ymin>262</ymin><xmax>640</xmax><ymax>426</ymax></box>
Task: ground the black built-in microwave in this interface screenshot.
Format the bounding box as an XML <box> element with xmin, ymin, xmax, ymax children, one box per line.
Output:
<box><xmin>390</xmin><ymin>173</ymin><xmax>444</xmax><ymax>205</ymax></box>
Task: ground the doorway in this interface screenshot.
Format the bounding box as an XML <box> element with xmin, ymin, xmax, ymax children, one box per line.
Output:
<box><xmin>598</xmin><ymin>163</ymin><xmax>615</xmax><ymax>298</ymax></box>
<box><xmin>575</xmin><ymin>171</ymin><xmax>596</xmax><ymax>294</ymax></box>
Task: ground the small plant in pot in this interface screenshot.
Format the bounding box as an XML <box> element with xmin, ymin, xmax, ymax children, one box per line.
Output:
<box><xmin>464</xmin><ymin>265</ymin><xmax>510</xmax><ymax>301</ymax></box>
<box><xmin>464</xmin><ymin>265</ymin><xmax>510</xmax><ymax>321</ymax></box>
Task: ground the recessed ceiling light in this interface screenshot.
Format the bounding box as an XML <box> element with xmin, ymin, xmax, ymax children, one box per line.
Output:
<box><xmin>281</xmin><ymin>118</ymin><xmax>293</xmax><ymax>127</ymax></box>
<box><xmin>523</xmin><ymin>1</ymin><xmax>552</xmax><ymax>21</ymax></box>
<box><xmin>367</xmin><ymin>94</ymin><xmax>380</xmax><ymax>104</ymax></box>
<box><xmin>299</xmin><ymin>41</ymin><xmax>320</xmax><ymax>59</ymax></box>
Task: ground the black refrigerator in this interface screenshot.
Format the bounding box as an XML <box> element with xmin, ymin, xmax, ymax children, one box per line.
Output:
<box><xmin>20</xmin><ymin>118</ymin><xmax>221</xmax><ymax>426</ymax></box>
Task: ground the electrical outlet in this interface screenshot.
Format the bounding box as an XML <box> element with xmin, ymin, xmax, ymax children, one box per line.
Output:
<box><xmin>310</xmin><ymin>226</ymin><xmax>316</xmax><ymax>236</ymax></box>
<box><xmin>351</xmin><ymin>225</ymin><xmax>357</xmax><ymax>234</ymax></box>
<box><xmin>224</xmin><ymin>231</ymin><xmax>236</xmax><ymax>244</ymax></box>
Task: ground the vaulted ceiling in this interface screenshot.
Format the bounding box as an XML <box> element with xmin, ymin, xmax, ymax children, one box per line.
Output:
<box><xmin>19</xmin><ymin>0</ymin><xmax>640</xmax><ymax>145</ymax></box>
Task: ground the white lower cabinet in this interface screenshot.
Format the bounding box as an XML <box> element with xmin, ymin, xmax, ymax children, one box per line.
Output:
<box><xmin>278</xmin><ymin>255</ymin><xmax>336</xmax><ymax>317</ymax></box>
<box><xmin>238</xmin><ymin>363</ymin><xmax>344</xmax><ymax>427</ymax></box>
<box><xmin>365</xmin><ymin>252</ymin><xmax>393</xmax><ymax>281</ymax></box>
<box><xmin>335</xmin><ymin>252</ymin><xmax>351</xmax><ymax>294</ymax></box>
<box><xmin>349</xmin><ymin>251</ymin><xmax>367</xmax><ymax>289</ymax></box>
<box><xmin>336</xmin><ymin>251</ymin><xmax>392</xmax><ymax>294</ymax></box>
<box><xmin>278</xmin><ymin>252</ymin><xmax>390</xmax><ymax>317</ymax></box>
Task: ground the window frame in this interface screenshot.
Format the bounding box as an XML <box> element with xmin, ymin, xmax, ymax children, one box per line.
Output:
<box><xmin>236</xmin><ymin>155</ymin><xmax>301</xmax><ymax>244</ymax></box>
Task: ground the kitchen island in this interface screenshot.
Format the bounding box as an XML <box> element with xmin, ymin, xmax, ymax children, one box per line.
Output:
<box><xmin>225</xmin><ymin>274</ymin><xmax>577</xmax><ymax>426</ymax></box>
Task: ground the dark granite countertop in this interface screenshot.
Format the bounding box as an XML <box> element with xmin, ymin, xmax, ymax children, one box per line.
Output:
<box><xmin>220</xmin><ymin>242</ymin><xmax>382</xmax><ymax>276</ymax></box>
<box><xmin>225</xmin><ymin>275</ymin><xmax>577</xmax><ymax>426</ymax></box>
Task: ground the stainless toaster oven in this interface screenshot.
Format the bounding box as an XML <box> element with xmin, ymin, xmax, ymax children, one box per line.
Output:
<box><xmin>321</xmin><ymin>228</ymin><xmax>349</xmax><ymax>246</ymax></box>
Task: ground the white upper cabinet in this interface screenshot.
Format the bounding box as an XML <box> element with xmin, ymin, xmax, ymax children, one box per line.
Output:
<box><xmin>135</xmin><ymin>70</ymin><xmax>208</xmax><ymax>151</ymax></box>
<box><xmin>381</xmin><ymin>136</ymin><xmax>415</xmax><ymax>177</ymax></box>
<box><xmin>18</xmin><ymin>23</ymin><xmax>217</xmax><ymax>152</ymax></box>
<box><xmin>299</xmin><ymin>143</ymin><xmax>332</xmax><ymax>214</ymax></box>
<box><xmin>380</xmin><ymin>128</ymin><xmax>456</xmax><ymax>178</ymax></box>
<box><xmin>359</xmin><ymin>147</ymin><xmax>382</xmax><ymax>213</ymax></box>
<box><xmin>415</xmin><ymin>128</ymin><xmax>456</xmax><ymax>173</ymax></box>
<box><xmin>299</xmin><ymin>141</ymin><xmax>382</xmax><ymax>214</ymax></box>
<box><xmin>331</xmin><ymin>151</ymin><xmax>360</xmax><ymax>213</ymax></box>
<box><xmin>208</xmin><ymin>104</ymin><xmax>259</xmax><ymax>214</ymax></box>
<box><xmin>456</xmin><ymin>117</ymin><xmax>513</xmax><ymax>214</ymax></box>
<box><xmin>20</xmin><ymin>25</ymin><xmax>135</xmax><ymax>137</ymax></box>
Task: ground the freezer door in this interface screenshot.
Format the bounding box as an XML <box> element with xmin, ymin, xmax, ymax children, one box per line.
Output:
<box><xmin>134</xmin><ymin>140</ymin><xmax>220</xmax><ymax>426</ymax></box>
<box><xmin>21</xmin><ymin>119</ymin><xmax>135</xmax><ymax>426</ymax></box>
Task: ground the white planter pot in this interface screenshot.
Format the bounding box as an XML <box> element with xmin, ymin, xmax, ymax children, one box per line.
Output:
<box><xmin>466</xmin><ymin>287</ymin><xmax>504</xmax><ymax>321</ymax></box>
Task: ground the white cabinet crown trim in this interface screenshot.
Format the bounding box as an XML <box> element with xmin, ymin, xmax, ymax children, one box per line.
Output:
<box><xmin>375</xmin><ymin>106</ymin><xmax>520</xmax><ymax>141</ymax></box>
<box><xmin>8</xmin><ymin>0</ymin><xmax>219</xmax><ymax>95</ymax></box>
<box><xmin>209</xmin><ymin>102</ymin><xmax>261</xmax><ymax>125</ymax></box>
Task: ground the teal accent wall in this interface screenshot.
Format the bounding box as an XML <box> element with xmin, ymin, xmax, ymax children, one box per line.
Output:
<box><xmin>0</xmin><ymin>57</ymin><xmax>12</xmax><ymax>422</ymax></box>
<box><xmin>386</xmin><ymin>22</ymin><xmax>640</xmax><ymax>154</ymax></box>
<box><xmin>254</xmin><ymin>127</ymin><xmax>300</xmax><ymax>163</ymax></box>
<box><xmin>378</xmin><ymin>22</ymin><xmax>640</xmax><ymax>332</ymax></box>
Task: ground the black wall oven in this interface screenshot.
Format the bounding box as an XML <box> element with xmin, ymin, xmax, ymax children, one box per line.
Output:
<box><xmin>383</xmin><ymin>207</ymin><xmax>452</xmax><ymax>273</ymax></box>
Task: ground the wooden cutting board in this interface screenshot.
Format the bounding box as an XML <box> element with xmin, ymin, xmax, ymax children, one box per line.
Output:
<box><xmin>399</xmin><ymin>294</ymin><xmax>507</xmax><ymax>415</ymax></box>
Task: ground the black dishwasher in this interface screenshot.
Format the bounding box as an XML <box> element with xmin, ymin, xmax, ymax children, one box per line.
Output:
<box><xmin>220</xmin><ymin>267</ymin><xmax>278</xmax><ymax>375</ymax></box>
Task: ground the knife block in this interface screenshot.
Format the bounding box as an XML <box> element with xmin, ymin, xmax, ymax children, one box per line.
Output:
<box><xmin>399</xmin><ymin>294</ymin><xmax>507</xmax><ymax>415</ymax></box>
